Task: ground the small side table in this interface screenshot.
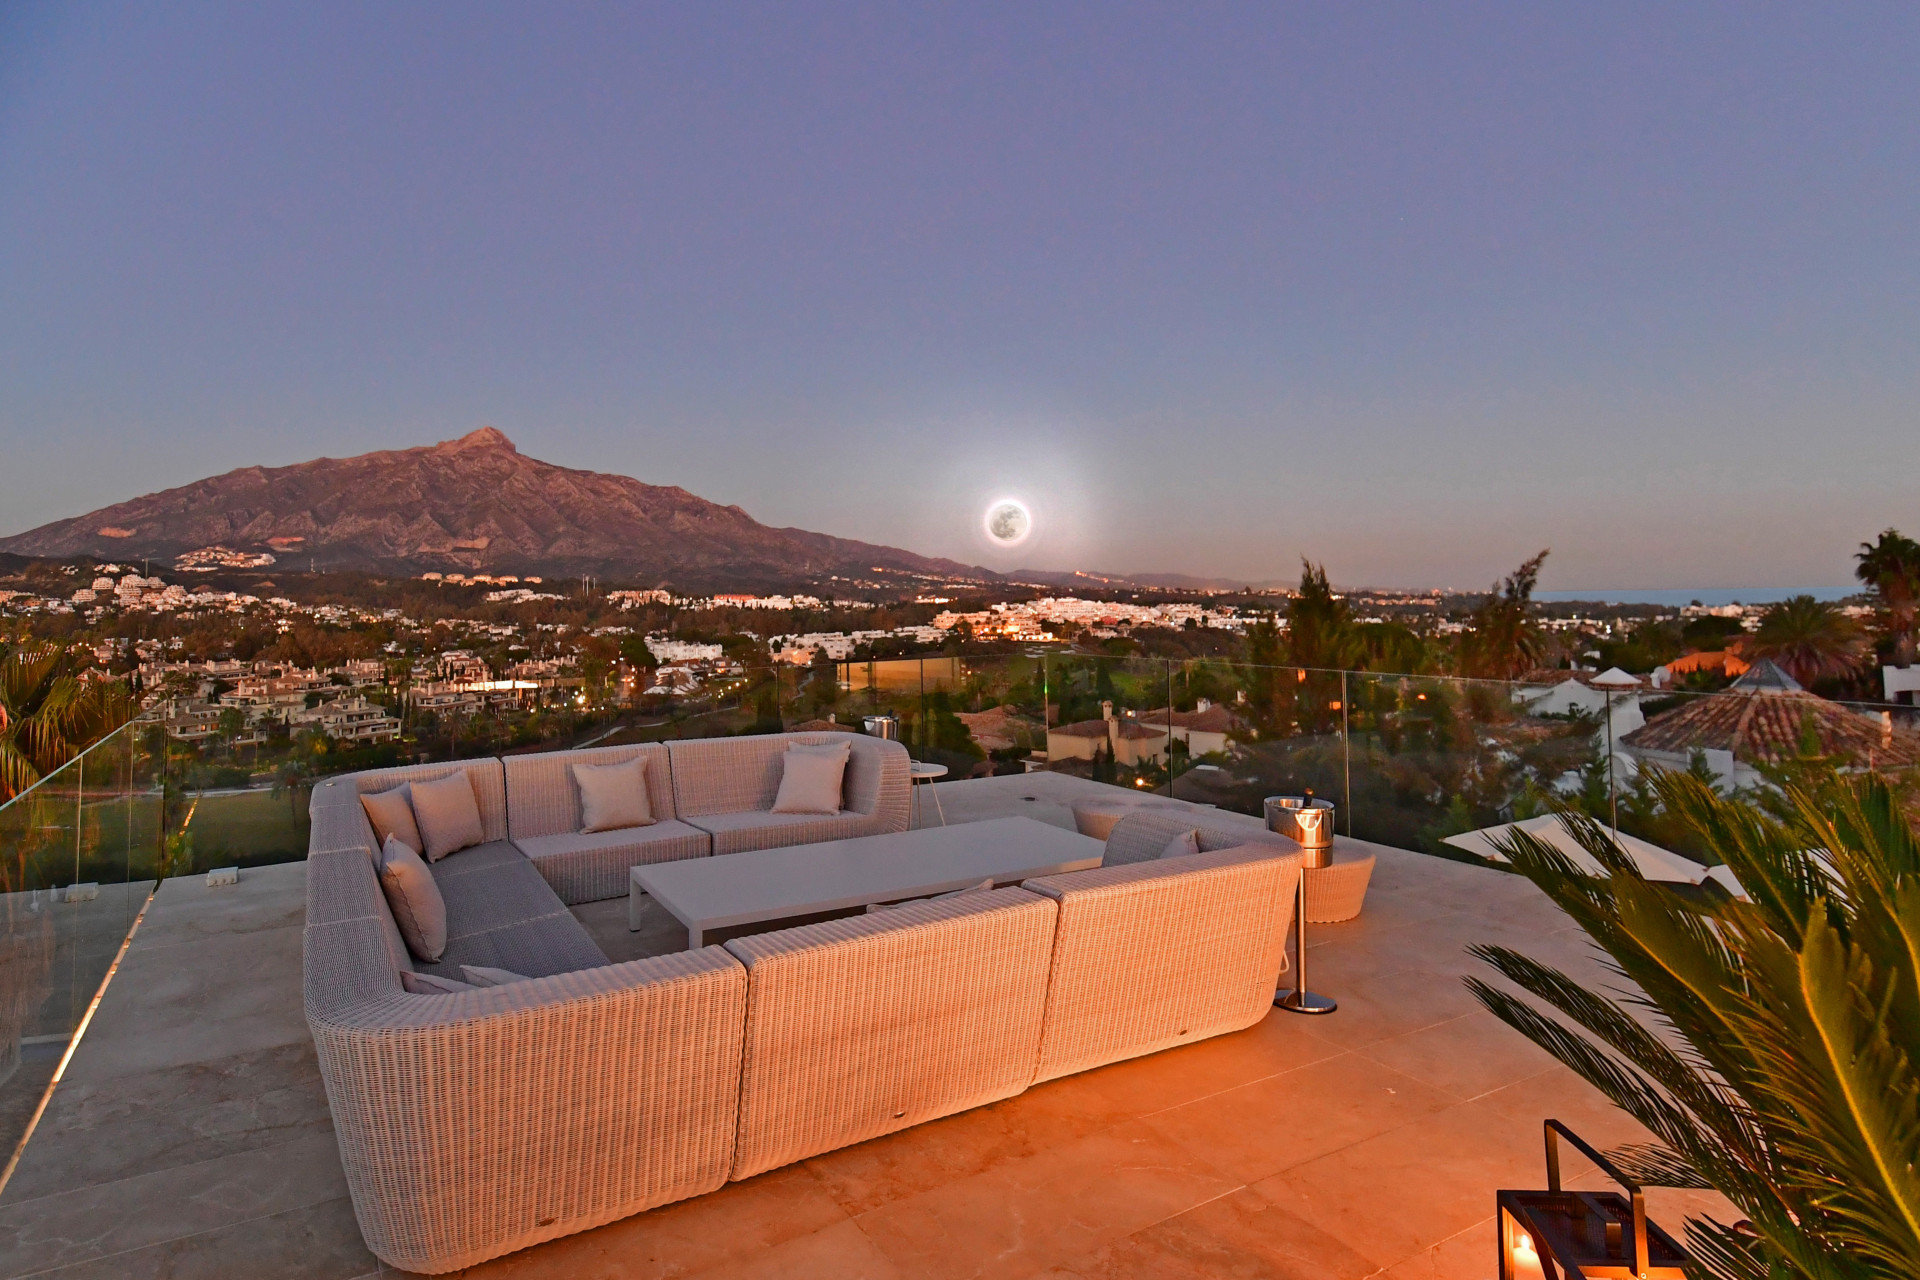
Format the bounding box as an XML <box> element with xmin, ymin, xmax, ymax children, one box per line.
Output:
<box><xmin>909</xmin><ymin>762</ymin><xmax>948</xmax><ymax>826</ymax></box>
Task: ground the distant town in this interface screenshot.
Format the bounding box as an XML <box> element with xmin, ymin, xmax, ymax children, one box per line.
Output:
<box><xmin>4</xmin><ymin>540</ymin><xmax>1910</xmax><ymax>809</ymax></box>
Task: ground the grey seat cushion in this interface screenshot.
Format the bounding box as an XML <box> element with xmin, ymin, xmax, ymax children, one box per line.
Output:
<box><xmin>413</xmin><ymin>840</ymin><xmax>609</xmax><ymax>980</ymax></box>
<box><xmin>514</xmin><ymin>820</ymin><xmax>712</xmax><ymax>903</ymax></box>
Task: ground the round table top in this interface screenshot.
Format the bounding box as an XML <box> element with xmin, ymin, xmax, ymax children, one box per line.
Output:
<box><xmin>909</xmin><ymin>762</ymin><xmax>949</xmax><ymax>780</ymax></box>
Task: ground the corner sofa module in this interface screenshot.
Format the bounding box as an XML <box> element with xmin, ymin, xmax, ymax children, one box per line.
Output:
<box><xmin>504</xmin><ymin>743</ymin><xmax>712</xmax><ymax>903</ymax></box>
<box><xmin>303</xmin><ymin>768</ymin><xmax>749</xmax><ymax>1275</ymax></box>
<box><xmin>324</xmin><ymin>758</ymin><xmax>609</xmax><ymax>977</ymax></box>
<box><xmin>666</xmin><ymin>732</ymin><xmax>910</xmax><ymax>856</ymax></box>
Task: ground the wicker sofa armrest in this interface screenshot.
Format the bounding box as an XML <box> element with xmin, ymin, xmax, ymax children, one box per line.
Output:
<box><xmin>842</xmin><ymin>734</ymin><xmax>910</xmax><ymax>826</ymax></box>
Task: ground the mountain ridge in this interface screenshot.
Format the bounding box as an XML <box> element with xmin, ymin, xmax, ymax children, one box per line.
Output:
<box><xmin>0</xmin><ymin>428</ymin><xmax>992</xmax><ymax>589</ymax></box>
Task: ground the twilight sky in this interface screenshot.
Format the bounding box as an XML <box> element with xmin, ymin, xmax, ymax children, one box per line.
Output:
<box><xmin>2</xmin><ymin>3</ymin><xmax>1916</xmax><ymax>590</ymax></box>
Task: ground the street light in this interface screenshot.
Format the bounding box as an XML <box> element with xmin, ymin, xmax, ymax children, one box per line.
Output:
<box><xmin>1589</xmin><ymin>668</ymin><xmax>1641</xmax><ymax>835</ymax></box>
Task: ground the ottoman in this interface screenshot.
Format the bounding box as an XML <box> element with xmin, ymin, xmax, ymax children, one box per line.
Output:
<box><xmin>1303</xmin><ymin>845</ymin><xmax>1375</xmax><ymax>922</ymax></box>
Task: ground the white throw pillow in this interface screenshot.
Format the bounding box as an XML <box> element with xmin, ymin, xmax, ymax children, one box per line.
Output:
<box><xmin>360</xmin><ymin>784</ymin><xmax>422</xmax><ymax>856</ymax></box>
<box><xmin>378</xmin><ymin>835</ymin><xmax>448</xmax><ymax>962</ymax></box>
<box><xmin>771</xmin><ymin>746</ymin><xmax>847</xmax><ymax>815</ymax></box>
<box><xmin>460</xmin><ymin>965</ymin><xmax>531</xmax><ymax>987</ymax></box>
<box><xmin>865</xmin><ymin>879</ymin><xmax>994</xmax><ymax>913</ymax></box>
<box><xmin>410</xmin><ymin>772</ymin><xmax>486</xmax><ymax>861</ymax></box>
<box><xmin>401</xmin><ymin>969</ymin><xmax>474</xmax><ymax>994</ymax></box>
<box><xmin>1158</xmin><ymin>829</ymin><xmax>1202</xmax><ymax>860</ymax></box>
<box><xmin>573</xmin><ymin>757</ymin><xmax>654</xmax><ymax>832</ymax></box>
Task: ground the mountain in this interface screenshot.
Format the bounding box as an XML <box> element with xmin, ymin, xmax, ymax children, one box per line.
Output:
<box><xmin>0</xmin><ymin>428</ymin><xmax>991</xmax><ymax>589</ymax></box>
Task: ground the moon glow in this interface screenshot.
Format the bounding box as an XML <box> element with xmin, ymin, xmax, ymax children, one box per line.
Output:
<box><xmin>984</xmin><ymin>499</ymin><xmax>1032</xmax><ymax>548</ymax></box>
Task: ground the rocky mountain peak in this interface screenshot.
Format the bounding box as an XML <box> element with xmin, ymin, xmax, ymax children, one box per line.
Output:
<box><xmin>0</xmin><ymin>430</ymin><xmax>986</xmax><ymax>590</ymax></box>
<box><xmin>442</xmin><ymin>426</ymin><xmax>516</xmax><ymax>453</ymax></box>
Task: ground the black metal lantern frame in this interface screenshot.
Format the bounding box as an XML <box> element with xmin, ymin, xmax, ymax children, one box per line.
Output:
<box><xmin>1496</xmin><ymin>1120</ymin><xmax>1687</xmax><ymax>1279</ymax></box>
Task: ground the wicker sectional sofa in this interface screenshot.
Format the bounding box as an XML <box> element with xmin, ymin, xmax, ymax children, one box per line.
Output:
<box><xmin>303</xmin><ymin>738</ymin><xmax>1303</xmax><ymax>1274</ymax></box>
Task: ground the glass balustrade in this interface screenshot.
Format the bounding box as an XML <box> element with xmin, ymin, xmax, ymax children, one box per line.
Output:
<box><xmin>0</xmin><ymin>655</ymin><xmax>1912</xmax><ymax>1186</ymax></box>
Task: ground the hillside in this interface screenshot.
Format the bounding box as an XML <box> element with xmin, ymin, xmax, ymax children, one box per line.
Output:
<box><xmin>0</xmin><ymin>428</ymin><xmax>990</xmax><ymax>589</ymax></box>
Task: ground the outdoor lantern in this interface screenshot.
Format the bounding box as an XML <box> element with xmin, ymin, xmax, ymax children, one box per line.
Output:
<box><xmin>1497</xmin><ymin>1120</ymin><xmax>1686</xmax><ymax>1279</ymax></box>
<box><xmin>1265</xmin><ymin>796</ymin><xmax>1337</xmax><ymax>1014</ymax></box>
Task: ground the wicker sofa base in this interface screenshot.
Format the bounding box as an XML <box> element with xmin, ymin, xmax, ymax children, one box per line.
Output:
<box><xmin>306</xmin><ymin>746</ymin><xmax>1301</xmax><ymax>1274</ymax></box>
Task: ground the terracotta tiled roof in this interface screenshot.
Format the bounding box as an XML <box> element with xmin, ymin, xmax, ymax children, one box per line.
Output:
<box><xmin>1622</xmin><ymin>690</ymin><xmax>1920</xmax><ymax>768</ymax></box>
<box><xmin>1047</xmin><ymin>717</ymin><xmax>1168</xmax><ymax>742</ymax></box>
<box><xmin>955</xmin><ymin>705</ymin><xmax>1036</xmax><ymax>750</ymax></box>
<box><xmin>1139</xmin><ymin>706</ymin><xmax>1247</xmax><ymax>734</ymax></box>
<box><xmin>790</xmin><ymin>719</ymin><xmax>859</xmax><ymax>733</ymax></box>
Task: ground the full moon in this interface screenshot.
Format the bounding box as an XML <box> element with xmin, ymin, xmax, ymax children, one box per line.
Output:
<box><xmin>984</xmin><ymin>499</ymin><xmax>1032</xmax><ymax>547</ymax></box>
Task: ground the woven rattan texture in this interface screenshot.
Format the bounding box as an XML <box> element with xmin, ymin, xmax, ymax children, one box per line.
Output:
<box><xmin>345</xmin><ymin>759</ymin><xmax>509</xmax><ymax>843</ymax></box>
<box><xmin>1102</xmin><ymin>810</ymin><xmax>1295</xmax><ymax>866</ymax></box>
<box><xmin>666</xmin><ymin>733</ymin><xmax>908</xmax><ymax>825</ymax></box>
<box><xmin>1023</xmin><ymin>847</ymin><xmax>1299</xmax><ymax>1082</ymax></box>
<box><xmin>308</xmin><ymin>948</ymin><xmax>748</xmax><ymax>1274</ymax></box>
<box><xmin>504</xmin><ymin>743</ymin><xmax>676</xmax><ymax>840</ymax></box>
<box><xmin>723</xmin><ymin>888</ymin><xmax>1057</xmax><ymax>1181</ymax></box>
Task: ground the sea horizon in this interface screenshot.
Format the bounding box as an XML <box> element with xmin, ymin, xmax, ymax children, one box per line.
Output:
<box><xmin>1533</xmin><ymin>586</ymin><xmax>1858</xmax><ymax>607</ymax></box>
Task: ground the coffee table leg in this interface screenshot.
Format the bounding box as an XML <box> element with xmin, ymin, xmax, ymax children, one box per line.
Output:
<box><xmin>629</xmin><ymin>889</ymin><xmax>646</xmax><ymax>932</ymax></box>
<box><xmin>689</xmin><ymin>925</ymin><xmax>704</xmax><ymax>949</ymax></box>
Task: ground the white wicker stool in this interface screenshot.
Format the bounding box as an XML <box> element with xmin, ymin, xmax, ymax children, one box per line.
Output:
<box><xmin>1303</xmin><ymin>846</ymin><xmax>1376</xmax><ymax>922</ymax></box>
<box><xmin>1069</xmin><ymin>794</ymin><xmax>1191</xmax><ymax>841</ymax></box>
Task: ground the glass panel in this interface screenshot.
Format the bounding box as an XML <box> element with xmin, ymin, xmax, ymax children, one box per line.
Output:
<box><xmin>0</xmin><ymin>721</ymin><xmax>152</xmax><ymax>1172</ymax></box>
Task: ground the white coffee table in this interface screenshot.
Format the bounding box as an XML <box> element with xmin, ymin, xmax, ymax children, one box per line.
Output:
<box><xmin>629</xmin><ymin>816</ymin><xmax>1104</xmax><ymax>948</ymax></box>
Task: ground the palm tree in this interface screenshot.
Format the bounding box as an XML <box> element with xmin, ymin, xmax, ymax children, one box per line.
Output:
<box><xmin>1748</xmin><ymin>594</ymin><xmax>1866</xmax><ymax>687</ymax></box>
<box><xmin>269</xmin><ymin>757</ymin><xmax>313</xmax><ymax>823</ymax></box>
<box><xmin>1457</xmin><ymin>549</ymin><xmax>1550</xmax><ymax>680</ymax></box>
<box><xmin>0</xmin><ymin>642</ymin><xmax>130</xmax><ymax>803</ymax></box>
<box><xmin>1468</xmin><ymin>771</ymin><xmax>1920</xmax><ymax>1280</ymax></box>
<box><xmin>1856</xmin><ymin>528</ymin><xmax>1920</xmax><ymax>669</ymax></box>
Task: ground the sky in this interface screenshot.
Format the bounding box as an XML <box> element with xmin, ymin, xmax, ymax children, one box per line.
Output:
<box><xmin>2</xmin><ymin>3</ymin><xmax>1917</xmax><ymax>591</ymax></box>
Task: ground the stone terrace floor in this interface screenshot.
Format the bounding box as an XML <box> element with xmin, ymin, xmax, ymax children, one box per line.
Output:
<box><xmin>0</xmin><ymin>772</ymin><xmax>1734</xmax><ymax>1279</ymax></box>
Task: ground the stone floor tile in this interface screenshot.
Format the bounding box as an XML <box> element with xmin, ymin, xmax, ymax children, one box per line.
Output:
<box><xmin>58</xmin><ymin>922</ymin><xmax>309</xmax><ymax>1082</ymax></box>
<box><xmin>0</xmin><ymin>1131</ymin><xmax>350</xmax><ymax>1274</ymax></box>
<box><xmin>1468</xmin><ymin>1065</ymin><xmax>1653</xmax><ymax>1150</ymax></box>
<box><xmin>132</xmin><ymin>864</ymin><xmax>308</xmax><ymax>949</ymax></box>
<box><xmin>446</xmin><ymin>1163</ymin><xmax>849</xmax><ymax>1280</ymax></box>
<box><xmin>1036</xmin><ymin>1185</ymin><xmax>1380</xmax><ymax>1279</ymax></box>
<box><xmin>30</xmin><ymin>1194</ymin><xmax>377</xmax><ymax>1280</ymax></box>
<box><xmin>1140</xmin><ymin>1054</ymin><xmax>1453</xmax><ymax>1186</ymax></box>
<box><xmin>1288</xmin><ymin>965</ymin><xmax>1488</xmax><ymax>1050</ymax></box>
<box><xmin>1250</xmin><ymin>1097</ymin><xmax>1555</xmax><ymax>1269</ymax></box>
<box><xmin>686</xmin><ymin>1218</ymin><xmax>902</xmax><ymax>1280</ymax></box>
<box><xmin>1352</xmin><ymin>1011</ymin><xmax>1562</xmax><ymax>1102</ymax></box>
<box><xmin>1053</xmin><ymin>1011</ymin><xmax>1349</xmax><ymax>1119</ymax></box>
<box><xmin>851</xmin><ymin>1120</ymin><xmax>1239</xmax><ymax>1280</ymax></box>
<box><xmin>802</xmin><ymin>1010</ymin><xmax>1341</xmax><ymax>1220</ymax></box>
<box><xmin>1376</xmin><ymin>1219</ymin><xmax>1496</xmax><ymax>1280</ymax></box>
<box><xmin>2</xmin><ymin>1040</ymin><xmax>334</xmax><ymax>1201</ymax></box>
